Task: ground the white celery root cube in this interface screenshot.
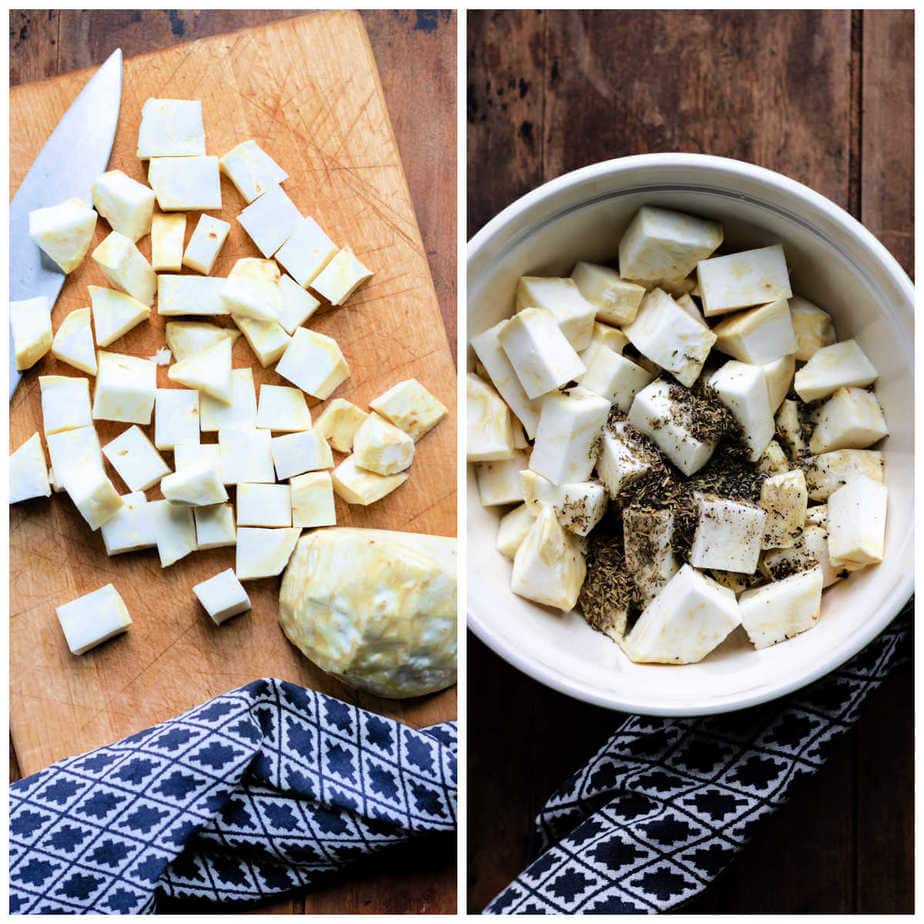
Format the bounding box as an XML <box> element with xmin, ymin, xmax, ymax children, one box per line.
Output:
<box><xmin>810</xmin><ymin>387</ymin><xmax>888</xmax><ymax>454</ymax></box>
<box><xmin>194</xmin><ymin>503</ymin><xmax>236</xmax><ymax>550</ymax></box>
<box><xmin>761</xmin><ymin>354</ymin><xmax>795</xmax><ymax>412</ymax></box>
<box><xmin>530</xmin><ymin>386</ymin><xmax>610</xmax><ymax>485</ymax></box>
<box><xmin>775</xmin><ymin>398</ymin><xmax>805</xmax><ymax>460</ymax></box>
<box><xmin>89</xmin><ymin>285</ymin><xmax>151</xmax><ymax>347</ymax></box>
<box><xmin>804</xmin><ymin>449</ymin><xmax>884</xmax><ymax>501</ymax></box>
<box><xmin>157</xmin><ymin>275</ymin><xmax>228</xmax><ymax>316</ymax></box>
<box><xmin>167</xmin><ymin>337</ymin><xmax>233</xmax><ymax>403</ymax></box>
<box><xmin>708</xmin><ymin>360</ymin><xmax>775</xmax><ymax>461</ymax></box>
<box><xmin>827</xmin><ymin>475</ymin><xmax>887</xmax><ymax>569</ymax></box>
<box><xmin>516</xmin><ymin>276</ymin><xmax>596</xmax><ymax>350</ymax></box>
<box><xmin>151</xmin><ymin>213</ymin><xmax>186</xmax><ymax>271</ymax></box>
<box><xmin>475</xmin><ymin>451</ymin><xmax>529</xmax><ymax>507</ymax></box>
<box><xmin>369</xmin><ymin>379</ymin><xmax>448</xmax><ymax>441</ymax></box>
<box><xmin>712</xmin><ymin>298</ymin><xmax>798</xmax><ymax>363</ymax></box>
<box><xmin>175</xmin><ymin>441</ymin><xmax>221</xmax><ymax>474</ymax></box>
<box><xmin>467</xmin><ymin>373</ymin><xmax>514</xmax><ymax>462</ymax></box>
<box><xmin>194</xmin><ymin>569</ymin><xmax>252</xmax><ymax>625</ymax></box>
<box><xmin>675</xmin><ymin>292</ymin><xmax>705</xmax><ymax>325</ymax></box>
<box><xmin>511</xmin><ymin>506</ymin><xmax>586</xmax><ymax>612</ymax></box>
<box><xmin>237</xmin><ymin>483</ymin><xmax>292</xmax><ymax>527</ymax></box>
<box><xmin>92</xmin><ymin>231</ymin><xmax>156</xmax><ymax>305</ymax></box>
<box><xmin>623</xmin><ymin>288</ymin><xmax>716</xmax><ymax>387</ymax></box>
<box><xmin>763</xmin><ymin>525</ymin><xmax>840</xmax><ymax>589</ymax></box>
<box><xmin>52</xmin><ymin>307</ymin><xmax>97</xmax><ymax>375</ymax></box>
<box><xmin>148</xmin><ymin>499</ymin><xmax>197</xmax><ymax>567</ymax></box>
<box><xmin>794</xmin><ymin>339</ymin><xmax>878</xmax><ymax>402</ymax></box>
<box><xmin>276</xmin><ymin>328</ymin><xmax>349</xmax><ymax>400</ymax></box>
<box><xmin>272</xmin><ymin>431</ymin><xmax>334</xmax><ymax>480</ymax></box>
<box><xmin>625</xmin><ymin>565</ymin><xmax>740</xmax><ymax>664</ymax></box>
<box><xmin>470</xmin><ymin>320</ymin><xmax>541</xmax><ymax>437</ymax></box>
<box><xmin>291</xmin><ymin>471</ymin><xmax>336</xmax><ymax>528</ymax></box>
<box><xmin>154</xmin><ymin>388</ymin><xmax>200</xmax><ymax>450</ymax></box>
<box><xmin>623</xmin><ymin>507</ymin><xmax>680</xmax><ymax>607</ymax></box>
<box><xmin>596</xmin><ymin>421</ymin><xmax>656</xmax><ymax>498</ymax></box>
<box><xmin>497</xmin><ymin>503</ymin><xmax>538</xmax><ymax>559</ymax></box>
<box><xmin>200</xmin><ymin>368</ymin><xmax>256</xmax><ymax>432</ymax></box>
<box><xmin>39</xmin><ymin>375</ymin><xmax>92</xmax><ymax>434</ymax></box>
<box><xmin>551</xmin><ymin>480</ymin><xmax>607</xmax><ymax>536</ymax></box>
<box><xmin>618</xmin><ymin>206</ymin><xmax>723</xmax><ymax>284</ymax></box>
<box><xmin>571</xmin><ymin>261</ymin><xmax>645</xmax><ymax>326</ymax></box>
<box><xmin>92</xmin><ymin>170</ymin><xmax>155</xmax><ymax>242</ymax></box>
<box><xmin>219</xmin><ymin>139</ymin><xmax>287</xmax><ymax>204</ymax></box>
<box><xmin>56</xmin><ymin>584</ymin><xmax>132</xmax><ymax>655</ymax></box>
<box><xmin>235</xmin><ymin>527</ymin><xmax>302</xmax><ymax>580</ymax></box>
<box><xmin>589</xmin><ymin>321</ymin><xmax>629</xmax><ymax>354</ymax></box>
<box><xmin>577</xmin><ymin>342</ymin><xmax>654</xmax><ymax>410</ymax></box>
<box><xmin>234</xmin><ymin>316</ymin><xmax>291</xmax><ymax>367</ymax></box>
<box><xmin>101</xmin><ymin>491</ymin><xmax>155</xmax><ymax>555</ymax></box>
<box><xmin>137</xmin><ymin>98</ymin><xmax>205</xmax><ymax>158</ymax></box>
<box><xmin>311</xmin><ymin>248</ymin><xmax>373</xmax><ymax>306</ymax></box>
<box><xmin>10</xmin><ymin>433</ymin><xmax>51</xmax><ymax>503</ymax></box>
<box><xmin>739</xmin><ymin>566</ymin><xmax>824</xmax><ymax>649</ymax></box>
<box><xmin>275</xmin><ymin>216</ymin><xmax>338</xmax><ymax>288</ymax></box>
<box><xmin>93</xmin><ymin>352</ymin><xmax>157</xmax><ymax>424</ymax></box>
<box><xmin>697</xmin><ymin>244</ymin><xmax>792</xmax><ymax>316</ymax></box>
<box><xmin>11</xmin><ymin>296</ymin><xmax>53</xmax><ymax>371</ymax></box>
<box><xmin>314</xmin><ymin>399</ymin><xmax>368</xmax><ymax>453</ymax></box>
<box><xmin>758</xmin><ymin>439</ymin><xmax>790</xmax><ymax>475</ymax></box>
<box><xmin>148</xmin><ymin>156</ymin><xmax>221</xmax><ymax>211</ymax></box>
<box><xmin>102</xmin><ymin>425</ymin><xmax>170</xmax><ymax>492</ymax></box>
<box><xmin>219</xmin><ymin>426</ymin><xmax>275</xmax><ymax>484</ymax></box>
<box><xmin>806</xmin><ymin>505</ymin><xmax>828</xmax><ymax>527</ymax></box>
<box><xmin>183</xmin><ymin>214</ymin><xmax>231</xmax><ymax>275</ymax></box>
<box><xmin>221</xmin><ymin>257</ymin><xmax>281</xmax><ymax>321</ymax></box>
<box><xmin>760</xmin><ymin>469</ymin><xmax>808</xmax><ymax>549</ymax></box>
<box><xmin>332</xmin><ymin>455</ymin><xmax>407</xmax><ymax>505</ymax></box>
<box><xmin>29</xmin><ymin>198</ymin><xmax>97</xmax><ymax>273</ymax></box>
<box><xmin>353</xmin><ymin>413</ymin><xmax>415</xmax><ymax>475</ymax></box>
<box><xmin>627</xmin><ymin>380</ymin><xmax>716</xmax><ymax>476</ymax></box>
<box><xmin>790</xmin><ymin>296</ymin><xmax>836</xmax><ymax>360</ymax></box>
<box><xmin>689</xmin><ymin>493</ymin><xmax>766</xmax><ymax>574</ymax></box>
<box><xmin>64</xmin><ymin>462</ymin><xmax>124</xmax><ymax>530</ymax></box>
<box><xmin>256</xmin><ymin>383</ymin><xmax>312</xmax><ymax>432</ymax></box>
<box><xmin>237</xmin><ymin>185</ymin><xmax>301</xmax><ymax>257</ymax></box>
<box><xmin>277</xmin><ymin>275</ymin><xmax>321</xmax><ymax>334</ymax></box>
<box><xmin>46</xmin><ymin>426</ymin><xmax>102</xmax><ymax>489</ymax></box>
<box><xmin>498</xmin><ymin>307</ymin><xmax>586</xmax><ymax>400</ymax></box>
<box><xmin>165</xmin><ymin>321</ymin><xmax>239</xmax><ymax>361</ymax></box>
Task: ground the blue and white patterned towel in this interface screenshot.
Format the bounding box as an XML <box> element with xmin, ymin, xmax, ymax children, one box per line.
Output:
<box><xmin>486</xmin><ymin>607</ymin><xmax>911</xmax><ymax>914</ymax></box>
<box><xmin>10</xmin><ymin>678</ymin><xmax>457</xmax><ymax>914</ymax></box>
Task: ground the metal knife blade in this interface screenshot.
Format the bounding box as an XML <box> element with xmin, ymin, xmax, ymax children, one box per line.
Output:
<box><xmin>10</xmin><ymin>48</ymin><xmax>123</xmax><ymax>397</ymax></box>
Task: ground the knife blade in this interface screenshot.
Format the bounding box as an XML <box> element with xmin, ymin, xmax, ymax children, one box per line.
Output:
<box><xmin>10</xmin><ymin>48</ymin><xmax>123</xmax><ymax>397</ymax></box>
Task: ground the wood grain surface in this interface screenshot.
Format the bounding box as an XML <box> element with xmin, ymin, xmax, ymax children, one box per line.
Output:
<box><xmin>467</xmin><ymin>9</ymin><xmax>913</xmax><ymax>914</ymax></box>
<box><xmin>10</xmin><ymin>10</ymin><xmax>457</xmax><ymax>914</ymax></box>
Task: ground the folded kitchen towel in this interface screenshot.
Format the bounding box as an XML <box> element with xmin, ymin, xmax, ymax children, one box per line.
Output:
<box><xmin>10</xmin><ymin>678</ymin><xmax>457</xmax><ymax>914</ymax></box>
<box><xmin>485</xmin><ymin>607</ymin><xmax>911</xmax><ymax>914</ymax></box>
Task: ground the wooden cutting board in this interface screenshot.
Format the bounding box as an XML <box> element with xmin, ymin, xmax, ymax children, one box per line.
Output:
<box><xmin>10</xmin><ymin>10</ymin><xmax>457</xmax><ymax>778</ymax></box>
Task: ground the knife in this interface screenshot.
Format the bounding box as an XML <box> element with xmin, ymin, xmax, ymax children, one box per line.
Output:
<box><xmin>10</xmin><ymin>48</ymin><xmax>123</xmax><ymax>397</ymax></box>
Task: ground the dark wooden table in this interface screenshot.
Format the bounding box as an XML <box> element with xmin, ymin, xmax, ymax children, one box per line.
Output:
<box><xmin>467</xmin><ymin>10</ymin><xmax>913</xmax><ymax>913</ymax></box>
<box><xmin>9</xmin><ymin>9</ymin><xmax>456</xmax><ymax>915</ymax></box>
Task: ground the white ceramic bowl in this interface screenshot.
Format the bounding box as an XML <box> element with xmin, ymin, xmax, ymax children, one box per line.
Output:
<box><xmin>467</xmin><ymin>153</ymin><xmax>914</xmax><ymax>716</ymax></box>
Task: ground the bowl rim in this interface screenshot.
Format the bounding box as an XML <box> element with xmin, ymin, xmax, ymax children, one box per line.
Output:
<box><xmin>466</xmin><ymin>152</ymin><xmax>915</xmax><ymax>716</ymax></box>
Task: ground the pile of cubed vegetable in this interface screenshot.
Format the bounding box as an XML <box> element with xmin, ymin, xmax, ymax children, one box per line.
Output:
<box><xmin>10</xmin><ymin>97</ymin><xmax>447</xmax><ymax>654</ymax></box>
<box><xmin>468</xmin><ymin>205</ymin><xmax>888</xmax><ymax>664</ymax></box>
